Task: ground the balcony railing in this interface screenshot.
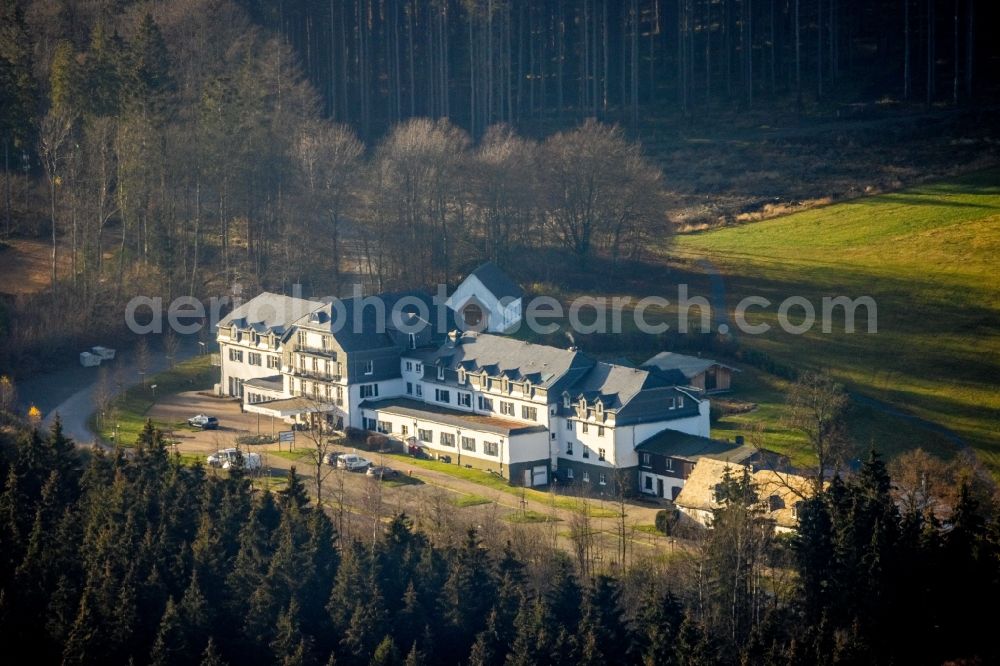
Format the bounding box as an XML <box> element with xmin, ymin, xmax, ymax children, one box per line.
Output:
<box><xmin>292</xmin><ymin>367</ymin><xmax>343</xmax><ymax>382</ymax></box>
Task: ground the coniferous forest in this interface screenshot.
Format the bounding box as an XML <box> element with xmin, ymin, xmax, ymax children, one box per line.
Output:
<box><xmin>1</xmin><ymin>419</ymin><xmax>999</xmax><ymax>665</ymax></box>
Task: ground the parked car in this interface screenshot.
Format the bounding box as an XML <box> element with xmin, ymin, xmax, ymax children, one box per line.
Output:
<box><xmin>323</xmin><ymin>452</ymin><xmax>344</xmax><ymax>467</ymax></box>
<box><xmin>337</xmin><ymin>454</ymin><xmax>371</xmax><ymax>472</ymax></box>
<box><xmin>207</xmin><ymin>448</ymin><xmax>261</xmax><ymax>471</ymax></box>
<box><xmin>188</xmin><ymin>414</ymin><xmax>219</xmax><ymax>429</ymax></box>
<box><xmin>366</xmin><ymin>465</ymin><xmax>397</xmax><ymax>479</ymax></box>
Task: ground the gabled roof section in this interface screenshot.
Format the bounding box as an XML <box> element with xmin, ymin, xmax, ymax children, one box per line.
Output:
<box><xmin>468</xmin><ymin>261</ymin><xmax>524</xmax><ymax>300</ymax></box>
<box><xmin>642</xmin><ymin>351</ymin><xmax>739</xmax><ymax>379</ymax></box>
<box><xmin>218</xmin><ymin>292</ymin><xmax>324</xmax><ymax>335</ymax></box>
<box><xmin>292</xmin><ymin>297</ymin><xmax>400</xmax><ymax>353</ymax></box>
<box><xmin>566</xmin><ymin>362</ymin><xmax>661</xmax><ymax>410</ymax></box>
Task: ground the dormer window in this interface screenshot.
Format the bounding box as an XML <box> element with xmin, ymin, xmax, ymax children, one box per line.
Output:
<box><xmin>502</xmin><ymin>377</ymin><xmax>509</xmax><ymax>393</ymax></box>
<box><xmin>563</xmin><ymin>393</ymin><xmax>571</xmax><ymax>408</ymax></box>
<box><xmin>408</xmin><ymin>333</ymin><xmax>417</xmax><ymax>349</ymax></box>
<box><xmin>458</xmin><ymin>368</ymin><xmax>467</xmax><ymax>384</ymax></box>
<box><xmin>231</xmin><ymin>325</ymin><xmax>238</xmax><ymax>340</ymax></box>
<box><xmin>437</xmin><ymin>366</ymin><xmax>445</xmax><ymax>381</ymax></box>
<box><xmin>678</xmin><ymin>396</ymin><xmax>685</xmax><ymax>408</ymax></box>
<box><xmin>595</xmin><ymin>400</ymin><xmax>603</xmax><ymax>415</ymax></box>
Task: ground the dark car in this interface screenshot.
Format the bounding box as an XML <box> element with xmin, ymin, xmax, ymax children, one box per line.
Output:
<box><xmin>188</xmin><ymin>414</ymin><xmax>219</xmax><ymax>430</ymax></box>
<box><xmin>366</xmin><ymin>465</ymin><xmax>398</xmax><ymax>479</ymax></box>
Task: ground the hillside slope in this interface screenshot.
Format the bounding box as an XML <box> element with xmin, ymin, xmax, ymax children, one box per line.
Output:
<box><xmin>673</xmin><ymin>169</ymin><xmax>1000</xmax><ymax>467</ymax></box>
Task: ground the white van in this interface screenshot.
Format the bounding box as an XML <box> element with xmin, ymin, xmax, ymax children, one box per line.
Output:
<box><xmin>207</xmin><ymin>448</ymin><xmax>262</xmax><ymax>471</ymax></box>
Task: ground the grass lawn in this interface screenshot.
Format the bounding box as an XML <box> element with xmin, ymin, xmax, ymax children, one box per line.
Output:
<box><xmin>672</xmin><ymin>169</ymin><xmax>1000</xmax><ymax>469</ymax></box>
<box><xmin>451</xmin><ymin>494</ymin><xmax>493</xmax><ymax>508</ymax></box>
<box><xmin>268</xmin><ymin>449</ymin><xmax>313</xmax><ymax>463</ymax></box>
<box><xmin>380</xmin><ymin>452</ymin><xmax>617</xmax><ymax>516</ymax></box>
<box><xmin>93</xmin><ymin>356</ymin><xmax>217</xmax><ymax>446</ymax></box>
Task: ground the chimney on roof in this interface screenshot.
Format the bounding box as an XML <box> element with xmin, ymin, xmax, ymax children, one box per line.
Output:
<box><xmin>447</xmin><ymin>330</ymin><xmax>459</xmax><ymax>348</ymax></box>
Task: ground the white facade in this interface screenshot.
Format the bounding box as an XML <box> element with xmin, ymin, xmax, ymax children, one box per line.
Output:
<box><xmin>218</xmin><ymin>332</ymin><xmax>284</xmax><ymax>398</ymax></box>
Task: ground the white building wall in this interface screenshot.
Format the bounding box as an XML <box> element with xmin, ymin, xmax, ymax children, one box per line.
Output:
<box><xmin>218</xmin><ymin>340</ymin><xmax>283</xmax><ymax>397</ymax></box>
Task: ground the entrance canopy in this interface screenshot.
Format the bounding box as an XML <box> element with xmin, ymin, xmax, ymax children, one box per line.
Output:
<box><xmin>244</xmin><ymin>397</ymin><xmax>334</xmax><ymax>418</ymax></box>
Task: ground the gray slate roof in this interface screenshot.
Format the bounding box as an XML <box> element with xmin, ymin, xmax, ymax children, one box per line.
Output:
<box><xmin>419</xmin><ymin>333</ymin><xmax>593</xmax><ymax>391</ymax></box>
<box><xmin>218</xmin><ymin>292</ymin><xmax>324</xmax><ymax>336</ymax></box>
<box><xmin>293</xmin><ymin>290</ymin><xmax>451</xmax><ymax>353</ymax></box>
<box><xmin>642</xmin><ymin>352</ymin><xmax>738</xmax><ymax>379</ymax></box>
<box><xmin>469</xmin><ymin>262</ymin><xmax>524</xmax><ymax>300</ymax></box>
<box><xmin>636</xmin><ymin>429</ymin><xmax>757</xmax><ymax>463</ymax></box>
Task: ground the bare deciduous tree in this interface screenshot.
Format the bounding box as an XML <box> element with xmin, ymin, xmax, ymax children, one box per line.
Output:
<box><xmin>39</xmin><ymin>111</ymin><xmax>74</xmax><ymax>293</ymax></box>
<box><xmin>785</xmin><ymin>370</ymin><xmax>851</xmax><ymax>492</ymax></box>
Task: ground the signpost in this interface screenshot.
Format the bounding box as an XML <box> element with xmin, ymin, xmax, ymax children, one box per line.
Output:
<box><xmin>278</xmin><ymin>430</ymin><xmax>294</xmax><ymax>451</ymax></box>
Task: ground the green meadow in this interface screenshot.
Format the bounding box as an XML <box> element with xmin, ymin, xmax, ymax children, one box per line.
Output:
<box><xmin>672</xmin><ymin>169</ymin><xmax>1000</xmax><ymax>469</ymax></box>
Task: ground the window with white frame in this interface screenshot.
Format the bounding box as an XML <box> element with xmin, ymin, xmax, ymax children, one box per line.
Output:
<box><xmin>598</xmin><ymin>448</ymin><xmax>606</xmax><ymax>461</ymax></box>
<box><xmin>360</xmin><ymin>384</ymin><xmax>379</xmax><ymax>399</ymax></box>
<box><xmin>363</xmin><ymin>360</ymin><xmax>374</xmax><ymax>375</ymax></box>
<box><xmin>377</xmin><ymin>421</ymin><xmax>391</xmax><ymax>434</ymax></box>
<box><xmin>418</xmin><ymin>429</ymin><xmax>433</xmax><ymax>443</ymax></box>
<box><xmin>439</xmin><ymin>432</ymin><xmax>455</xmax><ymax>447</ymax></box>
<box><xmin>458</xmin><ymin>392</ymin><xmax>471</xmax><ymax>407</ymax></box>
<box><xmin>597</xmin><ymin>425</ymin><xmax>605</xmax><ymax>437</ymax></box>
<box><xmin>437</xmin><ymin>366</ymin><xmax>445</xmax><ymax>380</ymax></box>
<box><xmin>401</xmin><ymin>424</ymin><xmax>409</xmax><ymax>435</ymax></box>
<box><xmin>483</xmin><ymin>441</ymin><xmax>499</xmax><ymax>456</ymax></box>
<box><xmin>478</xmin><ymin>396</ymin><xmax>493</xmax><ymax>411</ymax></box>
<box><xmin>566</xmin><ymin>420</ymin><xmax>572</xmax><ymax>430</ymax></box>
<box><xmin>665</xmin><ymin>458</ymin><xmax>674</xmax><ymax>471</ymax></box>
<box><xmin>669</xmin><ymin>397</ymin><xmax>676</xmax><ymax>409</ymax></box>
<box><xmin>415</xmin><ymin>363</ymin><xmax>422</xmax><ymax>373</ymax></box>
<box><xmin>599</xmin><ymin>473</ymin><xmax>607</xmax><ymax>486</ymax></box>
<box><xmin>521</xmin><ymin>406</ymin><xmax>538</xmax><ymax>421</ymax></box>
<box><xmin>566</xmin><ymin>441</ymin><xmax>574</xmax><ymax>455</ymax></box>
<box><xmin>461</xmin><ymin>436</ymin><xmax>476</xmax><ymax>451</ymax></box>
<box><xmin>566</xmin><ymin>468</ymin><xmax>574</xmax><ymax>479</ymax></box>
<box><xmin>415</xmin><ymin>385</ymin><xmax>423</xmax><ymax>397</ymax></box>
<box><xmin>582</xmin><ymin>422</ymin><xmax>589</xmax><ymax>434</ymax></box>
<box><xmin>406</xmin><ymin>382</ymin><xmax>413</xmax><ymax>395</ymax></box>
<box><xmin>229</xmin><ymin>348</ymin><xmax>243</xmax><ymax>362</ymax></box>
<box><xmin>583</xmin><ymin>471</ymin><xmax>590</xmax><ymax>482</ymax></box>
<box><xmin>248</xmin><ymin>352</ymin><xmax>262</xmax><ymax>366</ymax></box>
<box><xmin>642</xmin><ymin>453</ymin><xmax>651</xmax><ymax>466</ymax></box>
<box><xmin>405</xmin><ymin>361</ymin><xmax>413</xmax><ymax>372</ymax></box>
<box><xmin>678</xmin><ymin>396</ymin><xmax>685</xmax><ymax>408</ymax></box>
<box><xmin>267</xmin><ymin>355</ymin><xmax>280</xmax><ymax>369</ymax></box>
<box><xmin>500</xmin><ymin>401</ymin><xmax>515</xmax><ymax>416</ymax></box>
<box><xmin>435</xmin><ymin>388</ymin><xmax>451</xmax><ymax>403</ymax></box>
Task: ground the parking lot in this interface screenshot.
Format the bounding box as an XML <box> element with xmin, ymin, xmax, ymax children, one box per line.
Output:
<box><xmin>148</xmin><ymin>389</ymin><xmax>678</xmax><ymax>559</ymax></box>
